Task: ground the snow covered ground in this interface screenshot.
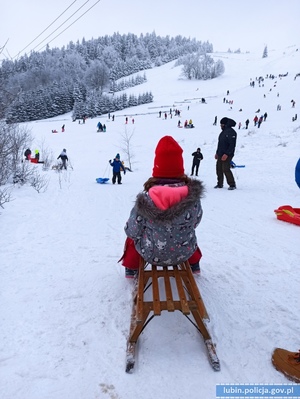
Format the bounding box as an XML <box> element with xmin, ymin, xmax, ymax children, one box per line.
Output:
<box><xmin>1</xmin><ymin>45</ymin><xmax>300</xmax><ymax>399</ymax></box>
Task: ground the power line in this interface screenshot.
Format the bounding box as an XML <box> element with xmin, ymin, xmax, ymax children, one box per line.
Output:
<box><xmin>0</xmin><ymin>39</ymin><xmax>9</xmax><ymax>55</ymax></box>
<box><xmin>27</xmin><ymin>0</ymin><xmax>91</xmax><ymax>54</ymax></box>
<box><xmin>14</xmin><ymin>0</ymin><xmax>79</xmax><ymax>58</ymax></box>
<box><xmin>33</xmin><ymin>0</ymin><xmax>101</xmax><ymax>53</ymax></box>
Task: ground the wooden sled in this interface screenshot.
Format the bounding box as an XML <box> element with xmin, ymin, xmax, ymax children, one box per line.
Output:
<box><xmin>126</xmin><ymin>259</ymin><xmax>220</xmax><ymax>373</ymax></box>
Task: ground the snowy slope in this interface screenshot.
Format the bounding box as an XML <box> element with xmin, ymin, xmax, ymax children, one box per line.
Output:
<box><xmin>1</xmin><ymin>46</ymin><xmax>300</xmax><ymax>399</ymax></box>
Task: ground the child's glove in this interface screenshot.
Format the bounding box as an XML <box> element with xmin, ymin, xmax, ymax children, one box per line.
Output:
<box><xmin>109</xmin><ymin>160</ymin><xmax>111</xmax><ymax>163</ymax></box>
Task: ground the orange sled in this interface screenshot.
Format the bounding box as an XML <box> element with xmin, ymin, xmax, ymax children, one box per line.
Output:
<box><xmin>274</xmin><ymin>205</ymin><xmax>300</xmax><ymax>226</ymax></box>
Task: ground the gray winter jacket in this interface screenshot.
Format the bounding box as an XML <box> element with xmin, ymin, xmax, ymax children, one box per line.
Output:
<box><xmin>124</xmin><ymin>179</ymin><xmax>204</xmax><ymax>265</ymax></box>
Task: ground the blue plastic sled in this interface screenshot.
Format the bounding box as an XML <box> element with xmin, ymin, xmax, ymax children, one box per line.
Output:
<box><xmin>96</xmin><ymin>177</ymin><xmax>110</xmax><ymax>184</ymax></box>
<box><xmin>231</xmin><ymin>161</ymin><xmax>245</xmax><ymax>168</ymax></box>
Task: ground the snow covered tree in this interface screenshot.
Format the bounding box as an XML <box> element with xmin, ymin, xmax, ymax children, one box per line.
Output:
<box><xmin>179</xmin><ymin>53</ymin><xmax>224</xmax><ymax>80</ymax></box>
<box><xmin>1</xmin><ymin>32</ymin><xmax>211</xmax><ymax>122</ymax></box>
<box><xmin>84</xmin><ymin>60</ymin><xmax>110</xmax><ymax>94</ymax></box>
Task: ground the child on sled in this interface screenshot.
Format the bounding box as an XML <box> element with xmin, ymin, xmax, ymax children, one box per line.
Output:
<box><xmin>119</xmin><ymin>135</ymin><xmax>204</xmax><ymax>278</ymax></box>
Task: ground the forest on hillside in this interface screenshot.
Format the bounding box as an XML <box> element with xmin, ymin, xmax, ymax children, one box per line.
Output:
<box><xmin>0</xmin><ymin>33</ymin><xmax>213</xmax><ymax>123</ymax></box>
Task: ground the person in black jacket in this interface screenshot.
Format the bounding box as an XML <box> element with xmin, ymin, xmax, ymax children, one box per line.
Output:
<box><xmin>57</xmin><ymin>149</ymin><xmax>68</xmax><ymax>170</ymax></box>
<box><xmin>24</xmin><ymin>148</ymin><xmax>31</xmax><ymax>160</ymax></box>
<box><xmin>214</xmin><ymin>117</ymin><xmax>237</xmax><ymax>190</ymax></box>
<box><xmin>191</xmin><ymin>148</ymin><xmax>203</xmax><ymax>176</ymax></box>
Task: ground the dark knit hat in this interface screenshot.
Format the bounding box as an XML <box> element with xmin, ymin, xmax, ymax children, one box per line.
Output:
<box><xmin>220</xmin><ymin>117</ymin><xmax>236</xmax><ymax>127</ymax></box>
<box><xmin>220</xmin><ymin>117</ymin><xmax>228</xmax><ymax>125</ymax></box>
<box><xmin>115</xmin><ymin>153</ymin><xmax>120</xmax><ymax>159</ymax></box>
<box><xmin>152</xmin><ymin>136</ymin><xmax>184</xmax><ymax>178</ymax></box>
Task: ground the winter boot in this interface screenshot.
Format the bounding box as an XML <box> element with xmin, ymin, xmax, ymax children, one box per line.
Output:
<box><xmin>125</xmin><ymin>268</ymin><xmax>138</xmax><ymax>279</ymax></box>
<box><xmin>272</xmin><ymin>348</ymin><xmax>300</xmax><ymax>383</ymax></box>
<box><xmin>190</xmin><ymin>262</ymin><xmax>201</xmax><ymax>275</ymax></box>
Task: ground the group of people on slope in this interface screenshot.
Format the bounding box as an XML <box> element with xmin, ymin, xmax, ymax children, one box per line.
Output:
<box><xmin>97</xmin><ymin>121</ymin><xmax>106</xmax><ymax>132</ymax></box>
<box><xmin>24</xmin><ymin>147</ymin><xmax>68</xmax><ymax>169</ymax></box>
<box><xmin>24</xmin><ymin>148</ymin><xmax>44</xmax><ymax>164</ymax></box>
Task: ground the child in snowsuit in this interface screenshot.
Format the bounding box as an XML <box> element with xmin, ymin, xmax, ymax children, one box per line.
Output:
<box><xmin>24</xmin><ymin>148</ymin><xmax>31</xmax><ymax>160</ymax></box>
<box><xmin>57</xmin><ymin>149</ymin><xmax>68</xmax><ymax>170</ymax></box>
<box><xmin>109</xmin><ymin>154</ymin><xmax>125</xmax><ymax>184</ymax></box>
<box><xmin>119</xmin><ymin>136</ymin><xmax>204</xmax><ymax>278</ymax></box>
<box><xmin>34</xmin><ymin>149</ymin><xmax>40</xmax><ymax>161</ymax></box>
<box><xmin>191</xmin><ymin>148</ymin><xmax>203</xmax><ymax>176</ymax></box>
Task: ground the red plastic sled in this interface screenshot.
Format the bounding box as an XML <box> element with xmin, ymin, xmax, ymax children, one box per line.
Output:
<box><xmin>274</xmin><ymin>205</ymin><xmax>300</xmax><ymax>226</ymax></box>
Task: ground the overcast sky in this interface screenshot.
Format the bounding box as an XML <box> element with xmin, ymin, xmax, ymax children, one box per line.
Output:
<box><xmin>2</xmin><ymin>0</ymin><xmax>300</xmax><ymax>60</ymax></box>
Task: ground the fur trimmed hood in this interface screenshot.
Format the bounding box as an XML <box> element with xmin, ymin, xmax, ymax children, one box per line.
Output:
<box><xmin>134</xmin><ymin>179</ymin><xmax>204</xmax><ymax>223</ymax></box>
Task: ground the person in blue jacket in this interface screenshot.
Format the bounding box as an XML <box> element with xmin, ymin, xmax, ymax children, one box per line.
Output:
<box><xmin>295</xmin><ymin>158</ymin><xmax>300</xmax><ymax>188</ymax></box>
<box><xmin>109</xmin><ymin>154</ymin><xmax>125</xmax><ymax>184</ymax></box>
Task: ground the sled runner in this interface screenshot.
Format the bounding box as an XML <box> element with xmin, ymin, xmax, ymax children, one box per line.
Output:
<box><xmin>274</xmin><ymin>205</ymin><xmax>300</xmax><ymax>226</ymax></box>
<box><xmin>126</xmin><ymin>259</ymin><xmax>220</xmax><ymax>373</ymax></box>
<box><xmin>96</xmin><ymin>177</ymin><xmax>109</xmax><ymax>184</ymax></box>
